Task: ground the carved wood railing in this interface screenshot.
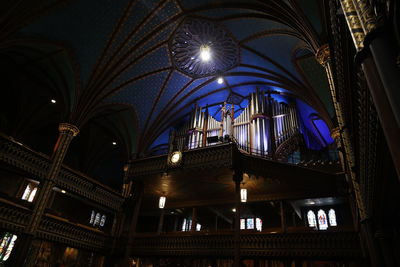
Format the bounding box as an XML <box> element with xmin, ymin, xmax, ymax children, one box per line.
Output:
<box><xmin>0</xmin><ymin>198</ymin><xmax>110</xmax><ymax>252</ymax></box>
<box><xmin>130</xmin><ymin>143</ymin><xmax>235</xmax><ymax>177</ymax></box>
<box><xmin>0</xmin><ymin>134</ymin><xmax>124</xmax><ymax>211</ymax></box>
<box><xmin>275</xmin><ymin>131</ymin><xmax>303</xmax><ymax>161</ymax></box>
<box><xmin>132</xmin><ymin>231</ymin><xmax>361</xmax><ymax>258</ymax></box>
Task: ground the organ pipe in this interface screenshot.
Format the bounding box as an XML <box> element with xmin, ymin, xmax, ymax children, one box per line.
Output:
<box><xmin>172</xmin><ymin>90</ymin><xmax>300</xmax><ymax>157</ymax></box>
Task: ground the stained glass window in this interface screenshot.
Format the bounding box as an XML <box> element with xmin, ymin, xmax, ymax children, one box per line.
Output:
<box><xmin>94</xmin><ymin>213</ymin><xmax>101</xmax><ymax>226</ymax></box>
<box><xmin>317</xmin><ymin>210</ymin><xmax>328</xmax><ymax>230</ymax></box>
<box><xmin>21</xmin><ymin>182</ymin><xmax>39</xmax><ymax>202</ymax></box>
<box><xmin>247</xmin><ymin>218</ymin><xmax>254</xmax><ymax>229</ymax></box>
<box><xmin>0</xmin><ymin>233</ymin><xmax>17</xmax><ymax>262</ymax></box>
<box><xmin>256</xmin><ymin>218</ymin><xmax>262</xmax><ymax>232</ymax></box>
<box><xmin>196</xmin><ymin>224</ymin><xmax>201</xmax><ymax>231</ymax></box>
<box><xmin>328</xmin><ymin>209</ymin><xmax>337</xmax><ymax>226</ymax></box>
<box><xmin>100</xmin><ymin>215</ymin><xmax>106</xmax><ymax>227</ymax></box>
<box><xmin>240</xmin><ymin>219</ymin><xmax>246</xmax><ymax>230</ymax></box>
<box><xmin>307</xmin><ymin>210</ymin><xmax>317</xmax><ymax>227</ymax></box>
<box><xmin>188</xmin><ymin>220</ymin><xmax>192</xmax><ymax>231</ymax></box>
<box><xmin>89</xmin><ymin>210</ymin><xmax>95</xmax><ymax>224</ymax></box>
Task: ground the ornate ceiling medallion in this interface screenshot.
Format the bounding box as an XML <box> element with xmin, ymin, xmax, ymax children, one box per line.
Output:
<box><xmin>169</xmin><ymin>18</ymin><xmax>239</xmax><ymax>78</ymax></box>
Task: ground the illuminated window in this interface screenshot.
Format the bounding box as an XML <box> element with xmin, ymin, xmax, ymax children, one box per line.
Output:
<box><xmin>0</xmin><ymin>233</ymin><xmax>17</xmax><ymax>262</ymax></box>
<box><xmin>196</xmin><ymin>224</ymin><xmax>201</xmax><ymax>231</ymax></box>
<box><xmin>247</xmin><ymin>218</ymin><xmax>254</xmax><ymax>229</ymax></box>
<box><xmin>256</xmin><ymin>218</ymin><xmax>262</xmax><ymax>232</ymax></box>
<box><xmin>89</xmin><ymin>210</ymin><xmax>95</xmax><ymax>224</ymax></box>
<box><xmin>94</xmin><ymin>213</ymin><xmax>101</xmax><ymax>226</ymax></box>
<box><xmin>240</xmin><ymin>219</ymin><xmax>246</xmax><ymax>230</ymax></box>
<box><xmin>182</xmin><ymin>219</ymin><xmax>187</xmax><ymax>231</ymax></box>
<box><xmin>317</xmin><ymin>210</ymin><xmax>328</xmax><ymax>230</ymax></box>
<box><xmin>100</xmin><ymin>215</ymin><xmax>106</xmax><ymax>227</ymax></box>
<box><xmin>307</xmin><ymin>210</ymin><xmax>317</xmax><ymax>227</ymax></box>
<box><xmin>21</xmin><ymin>182</ymin><xmax>39</xmax><ymax>202</ymax></box>
<box><xmin>328</xmin><ymin>209</ymin><xmax>337</xmax><ymax>226</ymax></box>
<box><xmin>188</xmin><ymin>219</ymin><xmax>192</xmax><ymax>231</ymax></box>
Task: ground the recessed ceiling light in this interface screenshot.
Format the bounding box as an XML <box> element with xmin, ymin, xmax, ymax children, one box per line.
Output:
<box><xmin>112</xmin><ymin>142</ymin><xmax>117</xmax><ymax>145</ymax></box>
<box><xmin>217</xmin><ymin>77</ymin><xmax>223</xmax><ymax>84</ymax></box>
<box><xmin>200</xmin><ymin>45</ymin><xmax>211</xmax><ymax>61</ymax></box>
<box><xmin>51</xmin><ymin>99</ymin><xmax>56</xmax><ymax>104</ymax></box>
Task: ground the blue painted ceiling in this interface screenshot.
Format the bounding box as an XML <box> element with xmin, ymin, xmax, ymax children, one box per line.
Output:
<box><xmin>15</xmin><ymin>0</ymin><xmax>334</xmax><ymax>155</ymax></box>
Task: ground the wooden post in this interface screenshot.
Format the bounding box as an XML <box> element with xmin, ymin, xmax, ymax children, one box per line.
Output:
<box><xmin>157</xmin><ymin>209</ymin><xmax>165</xmax><ymax>234</ymax></box>
<box><xmin>191</xmin><ymin>207</ymin><xmax>197</xmax><ymax>232</ymax></box>
<box><xmin>233</xmin><ymin>171</ymin><xmax>243</xmax><ymax>267</ymax></box>
<box><xmin>280</xmin><ymin>201</ymin><xmax>287</xmax><ymax>233</ymax></box>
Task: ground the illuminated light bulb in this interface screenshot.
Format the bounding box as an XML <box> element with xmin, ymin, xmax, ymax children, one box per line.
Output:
<box><xmin>240</xmin><ymin>188</ymin><xmax>247</xmax><ymax>203</ymax></box>
<box><xmin>61</xmin><ymin>190</ymin><xmax>66</xmax><ymax>194</ymax></box>
<box><xmin>51</xmin><ymin>99</ymin><xmax>56</xmax><ymax>104</ymax></box>
<box><xmin>217</xmin><ymin>77</ymin><xmax>223</xmax><ymax>84</ymax></box>
<box><xmin>112</xmin><ymin>142</ymin><xmax>117</xmax><ymax>145</ymax></box>
<box><xmin>159</xmin><ymin>196</ymin><xmax>166</xmax><ymax>209</ymax></box>
<box><xmin>232</xmin><ymin>208</ymin><xmax>236</xmax><ymax>212</ymax></box>
<box><xmin>199</xmin><ymin>45</ymin><xmax>211</xmax><ymax>61</ymax></box>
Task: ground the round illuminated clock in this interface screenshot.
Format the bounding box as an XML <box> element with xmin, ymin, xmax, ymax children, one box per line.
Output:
<box><xmin>170</xmin><ymin>151</ymin><xmax>182</xmax><ymax>165</ymax></box>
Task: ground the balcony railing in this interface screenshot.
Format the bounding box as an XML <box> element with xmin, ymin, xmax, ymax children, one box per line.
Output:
<box><xmin>132</xmin><ymin>230</ymin><xmax>361</xmax><ymax>259</ymax></box>
<box><xmin>0</xmin><ymin>133</ymin><xmax>124</xmax><ymax>211</ymax></box>
<box><xmin>0</xmin><ymin>197</ymin><xmax>111</xmax><ymax>252</ymax></box>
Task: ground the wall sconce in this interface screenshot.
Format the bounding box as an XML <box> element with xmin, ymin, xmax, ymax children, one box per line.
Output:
<box><xmin>240</xmin><ymin>188</ymin><xmax>247</xmax><ymax>203</ymax></box>
<box><xmin>159</xmin><ymin>196</ymin><xmax>166</xmax><ymax>209</ymax></box>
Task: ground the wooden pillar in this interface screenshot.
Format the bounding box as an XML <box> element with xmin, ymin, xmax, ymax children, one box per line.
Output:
<box><xmin>191</xmin><ymin>207</ymin><xmax>197</xmax><ymax>232</ymax></box>
<box><xmin>338</xmin><ymin>0</ymin><xmax>400</xmax><ymax>180</ymax></box>
<box><xmin>280</xmin><ymin>201</ymin><xmax>287</xmax><ymax>233</ymax></box>
<box><xmin>16</xmin><ymin>123</ymin><xmax>79</xmax><ymax>266</ymax></box>
<box><xmin>157</xmin><ymin>209</ymin><xmax>165</xmax><ymax>234</ymax></box>
<box><xmin>233</xmin><ymin>171</ymin><xmax>243</xmax><ymax>267</ymax></box>
<box><xmin>123</xmin><ymin>181</ymin><xmax>144</xmax><ymax>267</ymax></box>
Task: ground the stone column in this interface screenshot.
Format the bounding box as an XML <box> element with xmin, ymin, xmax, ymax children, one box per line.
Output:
<box><xmin>233</xmin><ymin>171</ymin><xmax>243</xmax><ymax>267</ymax></box>
<box><xmin>17</xmin><ymin>123</ymin><xmax>79</xmax><ymax>266</ymax></box>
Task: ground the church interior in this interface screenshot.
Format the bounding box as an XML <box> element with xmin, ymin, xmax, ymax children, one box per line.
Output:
<box><xmin>0</xmin><ymin>0</ymin><xmax>400</xmax><ymax>266</ymax></box>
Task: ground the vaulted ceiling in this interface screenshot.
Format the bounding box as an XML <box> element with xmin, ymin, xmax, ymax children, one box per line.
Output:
<box><xmin>0</xmin><ymin>0</ymin><xmax>335</xmax><ymax>189</ymax></box>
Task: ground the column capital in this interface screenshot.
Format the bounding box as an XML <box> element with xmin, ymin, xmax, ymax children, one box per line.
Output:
<box><xmin>315</xmin><ymin>44</ymin><xmax>330</xmax><ymax>66</ymax></box>
<box><xmin>330</xmin><ymin>127</ymin><xmax>341</xmax><ymax>140</ymax></box>
<box><xmin>59</xmin><ymin>123</ymin><xmax>79</xmax><ymax>136</ymax></box>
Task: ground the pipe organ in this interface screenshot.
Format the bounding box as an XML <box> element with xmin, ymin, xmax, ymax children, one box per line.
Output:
<box><xmin>172</xmin><ymin>89</ymin><xmax>300</xmax><ymax>158</ymax></box>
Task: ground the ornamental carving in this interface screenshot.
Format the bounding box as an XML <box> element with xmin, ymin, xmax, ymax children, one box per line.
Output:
<box><xmin>169</xmin><ymin>18</ymin><xmax>239</xmax><ymax>77</ymax></box>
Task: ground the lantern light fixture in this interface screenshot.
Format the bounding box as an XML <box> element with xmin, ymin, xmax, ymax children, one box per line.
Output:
<box><xmin>159</xmin><ymin>196</ymin><xmax>166</xmax><ymax>209</ymax></box>
<box><xmin>217</xmin><ymin>77</ymin><xmax>223</xmax><ymax>84</ymax></box>
<box><xmin>240</xmin><ymin>188</ymin><xmax>247</xmax><ymax>203</ymax></box>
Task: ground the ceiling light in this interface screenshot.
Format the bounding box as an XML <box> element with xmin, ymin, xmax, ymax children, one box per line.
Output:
<box><xmin>61</xmin><ymin>190</ymin><xmax>66</xmax><ymax>194</ymax></box>
<box><xmin>232</xmin><ymin>208</ymin><xmax>236</xmax><ymax>212</ymax></box>
<box><xmin>217</xmin><ymin>77</ymin><xmax>223</xmax><ymax>84</ymax></box>
<box><xmin>200</xmin><ymin>45</ymin><xmax>211</xmax><ymax>61</ymax></box>
<box><xmin>51</xmin><ymin>99</ymin><xmax>56</xmax><ymax>104</ymax></box>
<box><xmin>112</xmin><ymin>142</ymin><xmax>117</xmax><ymax>145</ymax></box>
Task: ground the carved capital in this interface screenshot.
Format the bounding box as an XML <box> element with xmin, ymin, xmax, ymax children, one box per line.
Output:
<box><xmin>315</xmin><ymin>44</ymin><xmax>330</xmax><ymax>66</ymax></box>
<box><xmin>330</xmin><ymin>127</ymin><xmax>341</xmax><ymax>140</ymax></box>
<box><xmin>59</xmin><ymin>123</ymin><xmax>79</xmax><ymax>137</ymax></box>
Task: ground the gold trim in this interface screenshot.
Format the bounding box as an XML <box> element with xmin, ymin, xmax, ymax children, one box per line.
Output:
<box><xmin>315</xmin><ymin>44</ymin><xmax>330</xmax><ymax>66</ymax></box>
<box><xmin>59</xmin><ymin>123</ymin><xmax>79</xmax><ymax>136</ymax></box>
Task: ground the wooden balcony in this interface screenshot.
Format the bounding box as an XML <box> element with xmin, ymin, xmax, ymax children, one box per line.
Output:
<box><xmin>0</xmin><ymin>133</ymin><xmax>124</xmax><ymax>211</ymax></box>
<box><xmin>0</xmin><ymin>195</ymin><xmax>111</xmax><ymax>252</ymax></box>
<box><xmin>132</xmin><ymin>229</ymin><xmax>361</xmax><ymax>259</ymax></box>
